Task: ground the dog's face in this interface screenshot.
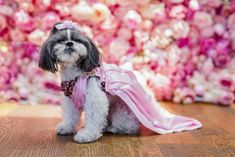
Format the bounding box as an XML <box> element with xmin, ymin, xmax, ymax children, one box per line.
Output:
<box><xmin>39</xmin><ymin>22</ymin><xmax>100</xmax><ymax>73</ymax></box>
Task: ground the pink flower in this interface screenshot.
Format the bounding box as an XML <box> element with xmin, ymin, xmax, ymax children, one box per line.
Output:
<box><xmin>90</xmin><ymin>3</ymin><xmax>111</xmax><ymax>23</ymax></box>
<box><xmin>136</xmin><ymin>0</ymin><xmax>152</xmax><ymax>6</ymax></box>
<box><xmin>0</xmin><ymin>15</ymin><xmax>7</xmax><ymax>32</ymax></box>
<box><xmin>124</xmin><ymin>10</ymin><xmax>142</xmax><ymax>29</ymax></box>
<box><xmin>169</xmin><ymin>5</ymin><xmax>187</xmax><ymax>19</ymax></box>
<box><xmin>14</xmin><ymin>11</ymin><xmax>36</xmax><ymax>32</ymax></box>
<box><xmin>140</xmin><ymin>3</ymin><xmax>165</xmax><ymax>20</ymax></box>
<box><xmin>28</xmin><ymin>29</ymin><xmax>47</xmax><ymax>46</ymax></box>
<box><xmin>170</xmin><ymin>19</ymin><xmax>190</xmax><ymax>39</ymax></box>
<box><xmin>213</xmin><ymin>23</ymin><xmax>225</xmax><ymax>36</ymax></box>
<box><xmin>228</xmin><ymin>13</ymin><xmax>235</xmax><ymax>30</ymax></box>
<box><xmin>219</xmin><ymin>92</ymin><xmax>234</xmax><ymax>106</ymax></box>
<box><xmin>109</xmin><ymin>38</ymin><xmax>130</xmax><ymax>60</ymax></box>
<box><xmin>200</xmin><ymin>38</ymin><xmax>216</xmax><ymax>54</ymax></box>
<box><xmin>41</xmin><ymin>12</ymin><xmax>60</xmax><ymax>30</ymax></box>
<box><xmin>200</xmin><ymin>26</ymin><xmax>214</xmax><ymax>38</ymax></box>
<box><xmin>215</xmin><ymin>39</ymin><xmax>230</xmax><ymax>55</ymax></box>
<box><xmin>193</xmin><ymin>11</ymin><xmax>213</xmax><ymax>29</ymax></box>
<box><xmin>71</xmin><ymin>2</ymin><xmax>93</xmax><ymax>21</ymax></box>
<box><xmin>199</xmin><ymin>0</ymin><xmax>222</xmax><ymax>8</ymax></box>
<box><xmin>189</xmin><ymin>0</ymin><xmax>200</xmax><ymax>10</ymax></box>
<box><xmin>169</xmin><ymin>0</ymin><xmax>185</xmax><ymax>4</ymax></box>
<box><xmin>117</xmin><ymin>27</ymin><xmax>132</xmax><ymax>40</ymax></box>
<box><xmin>220</xmin><ymin>78</ymin><xmax>234</xmax><ymax>90</ymax></box>
<box><xmin>213</xmin><ymin>54</ymin><xmax>230</xmax><ymax>68</ymax></box>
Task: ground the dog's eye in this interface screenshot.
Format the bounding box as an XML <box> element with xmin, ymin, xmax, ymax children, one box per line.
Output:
<box><xmin>58</xmin><ymin>39</ymin><xmax>65</xmax><ymax>43</ymax></box>
<box><xmin>73</xmin><ymin>39</ymin><xmax>81</xmax><ymax>42</ymax></box>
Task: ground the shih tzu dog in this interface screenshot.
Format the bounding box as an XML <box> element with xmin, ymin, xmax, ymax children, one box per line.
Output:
<box><xmin>39</xmin><ymin>21</ymin><xmax>201</xmax><ymax>143</ymax></box>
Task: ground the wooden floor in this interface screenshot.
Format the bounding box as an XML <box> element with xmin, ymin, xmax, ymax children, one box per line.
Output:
<box><xmin>0</xmin><ymin>102</ymin><xmax>235</xmax><ymax>157</ymax></box>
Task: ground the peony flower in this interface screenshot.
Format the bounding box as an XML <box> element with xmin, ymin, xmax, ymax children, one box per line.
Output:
<box><xmin>71</xmin><ymin>2</ymin><xmax>94</xmax><ymax>21</ymax></box>
<box><xmin>41</xmin><ymin>12</ymin><xmax>60</xmax><ymax>30</ymax></box>
<box><xmin>109</xmin><ymin>38</ymin><xmax>130</xmax><ymax>60</ymax></box>
<box><xmin>228</xmin><ymin>13</ymin><xmax>235</xmax><ymax>30</ymax></box>
<box><xmin>213</xmin><ymin>23</ymin><xmax>225</xmax><ymax>36</ymax></box>
<box><xmin>219</xmin><ymin>92</ymin><xmax>234</xmax><ymax>106</ymax></box>
<box><xmin>136</xmin><ymin>0</ymin><xmax>152</xmax><ymax>6</ymax></box>
<box><xmin>169</xmin><ymin>0</ymin><xmax>185</xmax><ymax>4</ymax></box>
<box><xmin>117</xmin><ymin>27</ymin><xmax>132</xmax><ymax>40</ymax></box>
<box><xmin>28</xmin><ymin>29</ymin><xmax>47</xmax><ymax>46</ymax></box>
<box><xmin>200</xmin><ymin>38</ymin><xmax>216</xmax><ymax>54</ymax></box>
<box><xmin>199</xmin><ymin>0</ymin><xmax>222</xmax><ymax>8</ymax></box>
<box><xmin>169</xmin><ymin>5</ymin><xmax>187</xmax><ymax>19</ymax></box>
<box><xmin>140</xmin><ymin>3</ymin><xmax>165</xmax><ymax>20</ymax></box>
<box><xmin>90</xmin><ymin>3</ymin><xmax>111</xmax><ymax>23</ymax></box>
<box><xmin>14</xmin><ymin>11</ymin><xmax>36</xmax><ymax>32</ymax></box>
<box><xmin>10</xmin><ymin>29</ymin><xmax>26</xmax><ymax>42</ymax></box>
<box><xmin>0</xmin><ymin>15</ymin><xmax>7</xmax><ymax>32</ymax></box>
<box><xmin>123</xmin><ymin>10</ymin><xmax>142</xmax><ymax>29</ymax></box>
<box><xmin>189</xmin><ymin>0</ymin><xmax>200</xmax><ymax>10</ymax></box>
<box><xmin>200</xmin><ymin>26</ymin><xmax>214</xmax><ymax>38</ymax></box>
<box><xmin>170</xmin><ymin>19</ymin><xmax>190</xmax><ymax>39</ymax></box>
<box><xmin>193</xmin><ymin>11</ymin><xmax>213</xmax><ymax>29</ymax></box>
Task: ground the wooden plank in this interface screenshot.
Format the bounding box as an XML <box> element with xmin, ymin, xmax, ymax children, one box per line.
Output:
<box><xmin>0</xmin><ymin>103</ymin><xmax>234</xmax><ymax>157</ymax></box>
<box><xmin>0</xmin><ymin>117</ymin><xmax>67</xmax><ymax>157</ymax></box>
<box><xmin>63</xmin><ymin>135</ymin><xmax>114</xmax><ymax>157</ymax></box>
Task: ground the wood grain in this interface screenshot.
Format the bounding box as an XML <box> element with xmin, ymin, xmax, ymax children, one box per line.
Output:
<box><xmin>0</xmin><ymin>102</ymin><xmax>234</xmax><ymax>157</ymax></box>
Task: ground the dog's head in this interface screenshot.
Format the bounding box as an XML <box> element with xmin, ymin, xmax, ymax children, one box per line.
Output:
<box><xmin>39</xmin><ymin>21</ymin><xmax>100</xmax><ymax>73</ymax></box>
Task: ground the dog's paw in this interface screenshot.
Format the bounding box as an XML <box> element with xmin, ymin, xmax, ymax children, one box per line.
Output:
<box><xmin>56</xmin><ymin>122</ymin><xmax>76</xmax><ymax>135</ymax></box>
<box><xmin>74</xmin><ymin>129</ymin><xmax>102</xmax><ymax>143</ymax></box>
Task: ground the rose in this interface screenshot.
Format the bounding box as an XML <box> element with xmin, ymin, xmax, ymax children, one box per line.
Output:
<box><xmin>28</xmin><ymin>29</ymin><xmax>47</xmax><ymax>46</ymax></box>
<box><xmin>136</xmin><ymin>0</ymin><xmax>152</xmax><ymax>6</ymax></box>
<box><xmin>169</xmin><ymin>5</ymin><xmax>186</xmax><ymax>19</ymax></box>
<box><xmin>228</xmin><ymin>13</ymin><xmax>235</xmax><ymax>30</ymax></box>
<box><xmin>213</xmin><ymin>23</ymin><xmax>225</xmax><ymax>36</ymax></box>
<box><xmin>200</xmin><ymin>38</ymin><xmax>216</xmax><ymax>54</ymax></box>
<box><xmin>117</xmin><ymin>27</ymin><xmax>132</xmax><ymax>40</ymax></box>
<box><xmin>189</xmin><ymin>0</ymin><xmax>200</xmax><ymax>10</ymax></box>
<box><xmin>109</xmin><ymin>38</ymin><xmax>130</xmax><ymax>60</ymax></box>
<box><xmin>90</xmin><ymin>3</ymin><xmax>111</xmax><ymax>23</ymax></box>
<box><xmin>140</xmin><ymin>3</ymin><xmax>165</xmax><ymax>20</ymax></box>
<box><xmin>200</xmin><ymin>26</ymin><xmax>214</xmax><ymax>38</ymax></box>
<box><xmin>123</xmin><ymin>10</ymin><xmax>142</xmax><ymax>29</ymax></box>
<box><xmin>14</xmin><ymin>11</ymin><xmax>36</xmax><ymax>32</ymax></box>
<box><xmin>71</xmin><ymin>2</ymin><xmax>93</xmax><ymax>21</ymax></box>
<box><xmin>169</xmin><ymin>0</ymin><xmax>184</xmax><ymax>4</ymax></box>
<box><xmin>0</xmin><ymin>15</ymin><xmax>7</xmax><ymax>32</ymax></box>
<box><xmin>170</xmin><ymin>19</ymin><xmax>190</xmax><ymax>39</ymax></box>
<box><xmin>219</xmin><ymin>92</ymin><xmax>234</xmax><ymax>106</ymax></box>
<box><xmin>199</xmin><ymin>0</ymin><xmax>222</xmax><ymax>8</ymax></box>
<box><xmin>41</xmin><ymin>12</ymin><xmax>60</xmax><ymax>30</ymax></box>
<box><xmin>193</xmin><ymin>11</ymin><xmax>213</xmax><ymax>29</ymax></box>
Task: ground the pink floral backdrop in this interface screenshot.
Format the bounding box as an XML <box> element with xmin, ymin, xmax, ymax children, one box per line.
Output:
<box><xmin>0</xmin><ymin>0</ymin><xmax>234</xmax><ymax>106</ymax></box>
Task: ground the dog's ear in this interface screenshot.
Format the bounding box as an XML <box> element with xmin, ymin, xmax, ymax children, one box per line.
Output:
<box><xmin>50</xmin><ymin>22</ymin><xmax>62</xmax><ymax>35</ymax></box>
<box><xmin>38</xmin><ymin>39</ymin><xmax>58</xmax><ymax>73</ymax></box>
<box><xmin>80</xmin><ymin>37</ymin><xmax>100</xmax><ymax>72</ymax></box>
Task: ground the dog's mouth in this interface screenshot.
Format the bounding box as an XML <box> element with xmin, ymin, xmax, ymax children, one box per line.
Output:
<box><xmin>64</xmin><ymin>47</ymin><xmax>75</xmax><ymax>54</ymax></box>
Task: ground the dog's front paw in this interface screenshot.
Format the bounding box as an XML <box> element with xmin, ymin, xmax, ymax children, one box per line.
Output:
<box><xmin>74</xmin><ymin>129</ymin><xmax>102</xmax><ymax>143</ymax></box>
<box><xmin>56</xmin><ymin>122</ymin><xmax>76</xmax><ymax>135</ymax></box>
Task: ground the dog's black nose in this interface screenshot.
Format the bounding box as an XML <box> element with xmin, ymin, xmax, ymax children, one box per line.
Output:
<box><xmin>66</xmin><ymin>41</ymin><xmax>73</xmax><ymax>47</ymax></box>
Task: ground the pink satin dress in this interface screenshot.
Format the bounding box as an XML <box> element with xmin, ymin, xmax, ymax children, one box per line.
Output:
<box><xmin>71</xmin><ymin>64</ymin><xmax>202</xmax><ymax>134</ymax></box>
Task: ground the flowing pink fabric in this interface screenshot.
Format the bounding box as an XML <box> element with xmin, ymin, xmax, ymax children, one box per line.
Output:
<box><xmin>71</xmin><ymin>64</ymin><xmax>202</xmax><ymax>134</ymax></box>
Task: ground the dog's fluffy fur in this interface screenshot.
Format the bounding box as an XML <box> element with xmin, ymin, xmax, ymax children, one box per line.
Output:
<box><xmin>39</xmin><ymin>22</ymin><xmax>140</xmax><ymax>143</ymax></box>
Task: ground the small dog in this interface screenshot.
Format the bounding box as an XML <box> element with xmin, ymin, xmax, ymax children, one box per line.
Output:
<box><xmin>39</xmin><ymin>21</ymin><xmax>201</xmax><ymax>143</ymax></box>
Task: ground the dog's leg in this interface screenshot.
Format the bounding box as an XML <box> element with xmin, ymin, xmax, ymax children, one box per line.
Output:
<box><xmin>74</xmin><ymin>78</ymin><xmax>109</xmax><ymax>143</ymax></box>
<box><xmin>106</xmin><ymin>98</ymin><xmax>140</xmax><ymax>134</ymax></box>
<box><xmin>56</xmin><ymin>96</ymin><xmax>80</xmax><ymax>135</ymax></box>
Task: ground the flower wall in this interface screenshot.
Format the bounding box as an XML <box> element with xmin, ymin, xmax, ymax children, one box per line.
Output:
<box><xmin>0</xmin><ymin>0</ymin><xmax>234</xmax><ymax>106</ymax></box>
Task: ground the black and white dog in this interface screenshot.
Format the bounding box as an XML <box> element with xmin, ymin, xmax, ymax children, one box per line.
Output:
<box><xmin>39</xmin><ymin>21</ymin><xmax>140</xmax><ymax>143</ymax></box>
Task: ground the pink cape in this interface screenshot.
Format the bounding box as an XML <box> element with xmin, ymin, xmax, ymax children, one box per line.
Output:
<box><xmin>71</xmin><ymin>64</ymin><xmax>202</xmax><ymax>134</ymax></box>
